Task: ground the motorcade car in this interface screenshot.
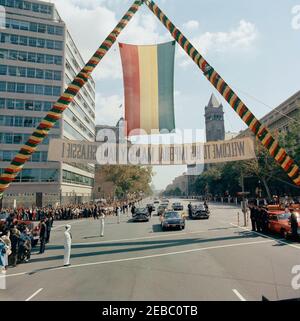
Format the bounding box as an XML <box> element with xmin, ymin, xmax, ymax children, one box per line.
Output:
<box><xmin>157</xmin><ymin>204</ymin><xmax>168</xmax><ymax>215</ymax></box>
<box><xmin>172</xmin><ymin>202</ymin><xmax>184</xmax><ymax>211</ymax></box>
<box><xmin>132</xmin><ymin>207</ymin><xmax>150</xmax><ymax>222</ymax></box>
<box><xmin>190</xmin><ymin>204</ymin><xmax>210</xmax><ymax>219</ymax></box>
<box><xmin>160</xmin><ymin>211</ymin><xmax>185</xmax><ymax>230</ymax></box>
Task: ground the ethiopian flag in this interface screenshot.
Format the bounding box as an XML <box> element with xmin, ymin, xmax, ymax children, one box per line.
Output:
<box><xmin>119</xmin><ymin>41</ymin><xmax>176</xmax><ymax>136</ymax></box>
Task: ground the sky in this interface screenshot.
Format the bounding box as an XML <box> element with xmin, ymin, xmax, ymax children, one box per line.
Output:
<box><xmin>50</xmin><ymin>0</ymin><xmax>300</xmax><ymax>190</ymax></box>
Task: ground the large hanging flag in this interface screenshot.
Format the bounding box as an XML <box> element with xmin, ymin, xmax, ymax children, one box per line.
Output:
<box><xmin>119</xmin><ymin>41</ymin><xmax>176</xmax><ymax>136</ymax></box>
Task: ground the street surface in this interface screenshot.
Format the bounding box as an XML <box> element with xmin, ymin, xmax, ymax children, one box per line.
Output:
<box><xmin>1</xmin><ymin>199</ymin><xmax>300</xmax><ymax>301</ymax></box>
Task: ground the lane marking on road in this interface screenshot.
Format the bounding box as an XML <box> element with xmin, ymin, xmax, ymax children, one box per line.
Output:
<box><xmin>232</xmin><ymin>289</ymin><xmax>246</xmax><ymax>301</ymax></box>
<box><xmin>230</xmin><ymin>223</ymin><xmax>300</xmax><ymax>250</ymax></box>
<box><xmin>7</xmin><ymin>239</ymin><xmax>273</xmax><ymax>278</ymax></box>
<box><xmin>25</xmin><ymin>288</ymin><xmax>43</xmax><ymax>301</ymax></box>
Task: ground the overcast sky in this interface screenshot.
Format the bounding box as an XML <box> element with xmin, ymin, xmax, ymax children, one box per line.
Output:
<box><xmin>50</xmin><ymin>0</ymin><xmax>300</xmax><ymax>190</ymax></box>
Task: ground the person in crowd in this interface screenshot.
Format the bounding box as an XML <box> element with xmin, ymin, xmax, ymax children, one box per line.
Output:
<box><xmin>131</xmin><ymin>204</ymin><xmax>136</xmax><ymax>216</ymax></box>
<box><xmin>39</xmin><ymin>218</ymin><xmax>47</xmax><ymax>254</ymax></box>
<box><xmin>261</xmin><ymin>206</ymin><xmax>269</xmax><ymax>234</ymax></box>
<box><xmin>45</xmin><ymin>216</ymin><xmax>52</xmax><ymax>244</ymax></box>
<box><xmin>0</xmin><ymin>230</ymin><xmax>10</xmax><ymax>272</ymax></box>
<box><xmin>249</xmin><ymin>202</ymin><xmax>257</xmax><ymax>232</ymax></box>
<box><xmin>116</xmin><ymin>205</ymin><xmax>121</xmax><ymax>224</ymax></box>
<box><xmin>290</xmin><ymin>209</ymin><xmax>299</xmax><ymax>241</ymax></box>
<box><xmin>64</xmin><ymin>225</ymin><xmax>72</xmax><ymax>266</ymax></box>
<box><xmin>188</xmin><ymin>202</ymin><xmax>192</xmax><ymax>218</ymax></box>
<box><xmin>9</xmin><ymin>225</ymin><xmax>20</xmax><ymax>267</ymax></box>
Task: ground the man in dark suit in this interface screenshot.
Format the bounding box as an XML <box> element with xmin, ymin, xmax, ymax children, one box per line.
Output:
<box><xmin>39</xmin><ymin>219</ymin><xmax>47</xmax><ymax>254</ymax></box>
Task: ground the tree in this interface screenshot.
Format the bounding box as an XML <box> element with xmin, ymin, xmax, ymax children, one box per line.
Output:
<box><xmin>99</xmin><ymin>165</ymin><xmax>153</xmax><ymax>199</ymax></box>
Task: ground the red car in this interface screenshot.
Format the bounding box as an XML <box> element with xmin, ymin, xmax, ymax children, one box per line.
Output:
<box><xmin>267</xmin><ymin>210</ymin><xmax>300</xmax><ymax>239</ymax></box>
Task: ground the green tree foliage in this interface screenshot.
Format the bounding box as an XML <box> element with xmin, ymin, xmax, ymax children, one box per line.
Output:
<box><xmin>190</xmin><ymin>115</ymin><xmax>300</xmax><ymax>198</ymax></box>
<box><xmin>100</xmin><ymin>165</ymin><xmax>153</xmax><ymax>199</ymax></box>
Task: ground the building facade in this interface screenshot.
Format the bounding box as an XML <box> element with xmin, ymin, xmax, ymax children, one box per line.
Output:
<box><xmin>238</xmin><ymin>90</ymin><xmax>300</xmax><ymax>138</ymax></box>
<box><xmin>0</xmin><ymin>0</ymin><xmax>96</xmax><ymax>207</ymax></box>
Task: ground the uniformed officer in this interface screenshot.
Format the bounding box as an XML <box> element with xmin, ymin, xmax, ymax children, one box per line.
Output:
<box><xmin>261</xmin><ymin>206</ymin><xmax>269</xmax><ymax>234</ymax></box>
<box><xmin>249</xmin><ymin>202</ymin><xmax>257</xmax><ymax>232</ymax></box>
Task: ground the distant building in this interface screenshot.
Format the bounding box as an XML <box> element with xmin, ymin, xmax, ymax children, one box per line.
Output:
<box><xmin>93</xmin><ymin>118</ymin><xmax>126</xmax><ymax>201</ymax></box>
<box><xmin>165</xmin><ymin>172</ymin><xmax>189</xmax><ymax>196</ymax></box>
<box><xmin>238</xmin><ymin>90</ymin><xmax>300</xmax><ymax>138</ymax></box>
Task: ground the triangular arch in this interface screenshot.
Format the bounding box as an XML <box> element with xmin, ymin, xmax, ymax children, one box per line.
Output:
<box><xmin>0</xmin><ymin>0</ymin><xmax>299</xmax><ymax>198</ymax></box>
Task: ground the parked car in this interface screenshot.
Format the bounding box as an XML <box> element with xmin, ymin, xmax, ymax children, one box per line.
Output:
<box><xmin>172</xmin><ymin>202</ymin><xmax>184</xmax><ymax>211</ymax></box>
<box><xmin>154</xmin><ymin>200</ymin><xmax>160</xmax><ymax>204</ymax></box>
<box><xmin>160</xmin><ymin>211</ymin><xmax>185</xmax><ymax>231</ymax></box>
<box><xmin>268</xmin><ymin>210</ymin><xmax>300</xmax><ymax>239</ymax></box>
<box><xmin>191</xmin><ymin>204</ymin><xmax>210</xmax><ymax>219</ymax></box>
<box><xmin>132</xmin><ymin>207</ymin><xmax>150</xmax><ymax>222</ymax></box>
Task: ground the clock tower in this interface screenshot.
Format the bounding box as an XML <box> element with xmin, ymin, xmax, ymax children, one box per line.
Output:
<box><xmin>205</xmin><ymin>93</ymin><xmax>225</xmax><ymax>142</ymax></box>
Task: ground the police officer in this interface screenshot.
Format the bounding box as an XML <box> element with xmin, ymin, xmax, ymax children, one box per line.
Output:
<box><xmin>188</xmin><ymin>202</ymin><xmax>192</xmax><ymax>218</ymax></box>
<box><xmin>256</xmin><ymin>206</ymin><xmax>262</xmax><ymax>233</ymax></box>
<box><xmin>290</xmin><ymin>209</ymin><xmax>299</xmax><ymax>241</ymax></box>
<box><xmin>261</xmin><ymin>206</ymin><xmax>269</xmax><ymax>234</ymax></box>
<box><xmin>249</xmin><ymin>202</ymin><xmax>257</xmax><ymax>232</ymax></box>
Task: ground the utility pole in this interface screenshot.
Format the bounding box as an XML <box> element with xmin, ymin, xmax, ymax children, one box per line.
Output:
<box><xmin>240</xmin><ymin>171</ymin><xmax>248</xmax><ymax>226</ymax></box>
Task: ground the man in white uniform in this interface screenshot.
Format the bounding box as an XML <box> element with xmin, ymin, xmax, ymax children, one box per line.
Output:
<box><xmin>100</xmin><ymin>210</ymin><xmax>105</xmax><ymax>237</ymax></box>
<box><xmin>64</xmin><ymin>225</ymin><xmax>72</xmax><ymax>266</ymax></box>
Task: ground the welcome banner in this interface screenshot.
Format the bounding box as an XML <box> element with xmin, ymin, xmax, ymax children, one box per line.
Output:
<box><xmin>48</xmin><ymin>137</ymin><xmax>256</xmax><ymax>165</ymax></box>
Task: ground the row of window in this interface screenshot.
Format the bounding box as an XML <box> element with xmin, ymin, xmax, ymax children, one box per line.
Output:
<box><xmin>70</xmin><ymin>100</ymin><xmax>95</xmax><ymax>127</ymax></box>
<box><xmin>65</xmin><ymin>108</ymin><xmax>95</xmax><ymax>137</ymax></box>
<box><xmin>0</xmin><ymin>168</ymin><xmax>59</xmax><ymax>183</ymax></box>
<box><xmin>63</xmin><ymin>120</ymin><xmax>94</xmax><ymax>141</ymax></box>
<box><xmin>63</xmin><ymin>170</ymin><xmax>94</xmax><ymax>187</ymax></box>
<box><xmin>0</xmin><ymin>49</ymin><xmax>63</xmax><ymax>65</ymax></box>
<box><xmin>0</xmin><ymin>133</ymin><xmax>59</xmax><ymax>145</ymax></box>
<box><xmin>0</xmin><ymin>81</ymin><xmax>61</xmax><ymax>96</ymax></box>
<box><xmin>0</xmin><ymin>33</ymin><xmax>63</xmax><ymax>51</ymax></box>
<box><xmin>66</xmin><ymin>61</ymin><xmax>95</xmax><ymax>106</ymax></box>
<box><xmin>0</xmin><ymin>64</ymin><xmax>62</xmax><ymax>81</ymax></box>
<box><xmin>0</xmin><ymin>150</ymin><xmax>48</xmax><ymax>162</ymax></box>
<box><xmin>0</xmin><ymin>98</ymin><xmax>54</xmax><ymax>111</ymax></box>
<box><xmin>0</xmin><ymin>0</ymin><xmax>53</xmax><ymax>14</ymax></box>
<box><xmin>5</xmin><ymin>18</ymin><xmax>63</xmax><ymax>36</ymax></box>
<box><xmin>0</xmin><ymin>115</ymin><xmax>60</xmax><ymax>128</ymax></box>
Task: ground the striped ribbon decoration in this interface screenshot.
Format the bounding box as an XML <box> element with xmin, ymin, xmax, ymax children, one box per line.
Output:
<box><xmin>144</xmin><ymin>0</ymin><xmax>300</xmax><ymax>186</ymax></box>
<box><xmin>0</xmin><ymin>0</ymin><xmax>144</xmax><ymax>198</ymax></box>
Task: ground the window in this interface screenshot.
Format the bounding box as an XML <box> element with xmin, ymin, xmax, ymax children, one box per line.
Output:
<box><xmin>16</xmin><ymin>83</ymin><xmax>25</xmax><ymax>93</ymax></box>
<box><xmin>0</xmin><ymin>65</ymin><xmax>6</xmax><ymax>75</ymax></box>
<box><xmin>27</xmin><ymin>68</ymin><xmax>35</xmax><ymax>78</ymax></box>
<box><xmin>14</xmin><ymin>116</ymin><xmax>22</xmax><ymax>127</ymax></box>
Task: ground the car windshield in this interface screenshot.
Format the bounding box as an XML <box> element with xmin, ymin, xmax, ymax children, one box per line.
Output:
<box><xmin>136</xmin><ymin>208</ymin><xmax>147</xmax><ymax>213</ymax></box>
<box><xmin>173</xmin><ymin>203</ymin><xmax>181</xmax><ymax>206</ymax></box>
<box><xmin>164</xmin><ymin>212</ymin><xmax>180</xmax><ymax>219</ymax></box>
<box><xmin>278</xmin><ymin>213</ymin><xmax>291</xmax><ymax>220</ymax></box>
<box><xmin>195</xmin><ymin>205</ymin><xmax>205</xmax><ymax>210</ymax></box>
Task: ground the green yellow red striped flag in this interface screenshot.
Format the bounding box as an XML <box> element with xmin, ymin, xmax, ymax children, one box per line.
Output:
<box><xmin>119</xmin><ymin>41</ymin><xmax>176</xmax><ymax>136</ymax></box>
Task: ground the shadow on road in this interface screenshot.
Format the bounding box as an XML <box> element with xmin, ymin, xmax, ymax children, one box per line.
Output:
<box><xmin>28</xmin><ymin>232</ymin><xmax>264</xmax><ymax>264</ymax></box>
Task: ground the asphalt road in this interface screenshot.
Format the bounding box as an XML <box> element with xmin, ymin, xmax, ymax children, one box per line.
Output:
<box><xmin>1</xmin><ymin>198</ymin><xmax>300</xmax><ymax>301</ymax></box>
